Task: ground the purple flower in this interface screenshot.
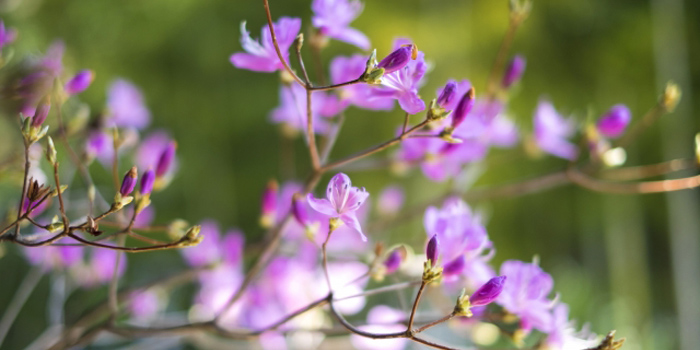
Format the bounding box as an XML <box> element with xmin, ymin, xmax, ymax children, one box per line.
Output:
<box><xmin>64</xmin><ymin>70</ymin><xmax>95</xmax><ymax>95</ymax></box>
<box><xmin>470</xmin><ymin>275</ymin><xmax>506</xmax><ymax>306</ymax></box>
<box><xmin>370</xmin><ymin>39</ymin><xmax>427</xmax><ymax>114</ymax></box>
<box><xmin>377</xmin><ymin>186</ymin><xmax>404</xmax><ymax>216</ymax></box>
<box><xmin>312</xmin><ymin>0</ymin><xmax>369</xmax><ymax>50</ymax></box>
<box><xmin>533</xmin><ymin>100</ymin><xmax>578</xmax><ymax>160</ymax></box>
<box><xmin>502</xmin><ymin>55</ymin><xmax>526</xmax><ymax>89</ymax></box>
<box><xmin>426</xmin><ymin>234</ymin><xmax>439</xmax><ymax>266</ymax></box>
<box><xmin>496</xmin><ymin>260</ymin><xmax>555</xmax><ymax>333</ymax></box>
<box><xmin>377</xmin><ymin>44</ymin><xmax>414</xmax><ymax>74</ymax></box>
<box><xmin>140</xmin><ymin>169</ymin><xmax>155</xmax><ymax>195</ymax></box>
<box><xmin>260</xmin><ymin>179</ymin><xmax>278</xmax><ymax>228</ymax></box>
<box><xmin>596</xmin><ymin>104</ymin><xmax>631</xmax><ymax>139</ymax></box>
<box><xmin>120</xmin><ymin>167</ymin><xmax>138</xmax><ymax>196</ymax></box>
<box><xmin>0</xmin><ymin>20</ymin><xmax>17</xmax><ymax>51</ymax></box>
<box><xmin>106</xmin><ymin>79</ymin><xmax>151</xmax><ymax>130</ymax></box>
<box><xmin>307</xmin><ymin>173</ymin><xmax>369</xmax><ymax>241</ymax></box>
<box><xmin>424</xmin><ymin>198</ymin><xmax>494</xmax><ymax>283</ymax></box>
<box><xmin>270</xmin><ymin>83</ymin><xmax>343</xmax><ymax>135</ymax></box>
<box><xmin>329</xmin><ymin>54</ymin><xmax>394</xmax><ymax>111</ymax></box>
<box><xmin>230</xmin><ymin>17</ymin><xmax>301</xmax><ymax>72</ymax></box>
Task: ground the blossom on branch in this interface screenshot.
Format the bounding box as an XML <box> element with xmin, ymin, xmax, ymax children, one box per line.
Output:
<box><xmin>307</xmin><ymin>173</ymin><xmax>369</xmax><ymax>241</ymax></box>
<box><xmin>230</xmin><ymin>17</ymin><xmax>301</xmax><ymax>73</ymax></box>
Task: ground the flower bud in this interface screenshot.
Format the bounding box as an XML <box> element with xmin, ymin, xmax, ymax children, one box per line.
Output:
<box><xmin>292</xmin><ymin>193</ymin><xmax>319</xmax><ymax>240</ymax></box>
<box><xmin>155</xmin><ymin>142</ymin><xmax>176</xmax><ymax>178</ymax></box>
<box><xmin>384</xmin><ymin>248</ymin><xmax>404</xmax><ymax>274</ymax></box>
<box><xmin>437</xmin><ymin>81</ymin><xmax>457</xmax><ymax>107</ymax></box>
<box><xmin>377</xmin><ymin>44</ymin><xmax>415</xmax><ymax>75</ymax></box>
<box><xmin>469</xmin><ymin>276</ymin><xmax>506</xmax><ymax>306</ymax></box>
<box><xmin>65</xmin><ymin>70</ymin><xmax>95</xmax><ymax>95</ymax></box>
<box><xmin>260</xmin><ymin>179</ymin><xmax>278</xmax><ymax>229</ymax></box>
<box><xmin>46</xmin><ymin>136</ymin><xmax>57</xmax><ymax>165</ymax></box>
<box><xmin>140</xmin><ymin>169</ymin><xmax>155</xmax><ymax>195</ymax></box>
<box><xmin>426</xmin><ymin>234</ymin><xmax>439</xmax><ymax>267</ymax></box>
<box><xmin>451</xmin><ymin>87</ymin><xmax>475</xmax><ymax>129</ymax></box>
<box><xmin>120</xmin><ymin>166</ymin><xmax>138</xmax><ymax>196</ymax></box>
<box><xmin>596</xmin><ymin>104</ymin><xmax>631</xmax><ymax>138</ymax></box>
<box><xmin>32</xmin><ymin>101</ymin><xmax>51</xmax><ymax>127</ymax></box>
<box><xmin>502</xmin><ymin>55</ymin><xmax>526</xmax><ymax>89</ymax></box>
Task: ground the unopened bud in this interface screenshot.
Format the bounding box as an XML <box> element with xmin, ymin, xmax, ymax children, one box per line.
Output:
<box><xmin>32</xmin><ymin>100</ymin><xmax>51</xmax><ymax>127</ymax></box>
<box><xmin>140</xmin><ymin>169</ymin><xmax>155</xmax><ymax>196</ymax></box>
<box><xmin>46</xmin><ymin>136</ymin><xmax>57</xmax><ymax>165</ymax></box>
<box><xmin>696</xmin><ymin>133</ymin><xmax>700</xmax><ymax>165</ymax></box>
<box><xmin>47</xmin><ymin>222</ymin><xmax>64</xmax><ymax>233</ymax></box>
<box><xmin>426</xmin><ymin>234</ymin><xmax>439</xmax><ymax>267</ymax></box>
<box><xmin>294</xmin><ymin>33</ymin><xmax>304</xmax><ymax>52</ymax></box>
<box><xmin>65</xmin><ymin>70</ymin><xmax>95</xmax><ymax>95</ymax></box>
<box><xmin>120</xmin><ymin>166</ymin><xmax>138</xmax><ymax>196</ymax></box>
<box><xmin>377</xmin><ymin>44</ymin><xmax>414</xmax><ymax>75</ymax></box>
<box><xmin>451</xmin><ymin>87</ymin><xmax>475</xmax><ymax>129</ymax></box>
<box><xmin>437</xmin><ymin>81</ymin><xmax>457</xmax><ymax>108</ymax></box>
<box><xmin>184</xmin><ymin>225</ymin><xmax>201</xmax><ymax>241</ymax></box>
<box><xmin>156</xmin><ymin>142</ymin><xmax>176</xmax><ymax>178</ymax></box>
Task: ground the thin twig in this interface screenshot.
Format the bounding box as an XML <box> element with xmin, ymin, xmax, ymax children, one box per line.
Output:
<box><xmin>407</xmin><ymin>282</ymin><xmax>427</xmax><ymax>331</ymax></box>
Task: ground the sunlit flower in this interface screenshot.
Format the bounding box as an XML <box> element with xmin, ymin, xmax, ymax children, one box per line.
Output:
<box><xmin>230</xmin><ymin>17</ymin><xmax>301</xmax><ymax>72</ymax></box>
<box><xmin>307</xmin><ymin>173</ymin><xmax>369</xmax><ymax>241</ymax></box>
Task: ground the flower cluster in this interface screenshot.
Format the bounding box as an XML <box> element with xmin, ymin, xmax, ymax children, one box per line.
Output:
<box><xmin>10</xmin><ymin>0</ymin><xmax>693</xmax><ymax>348</ymax></box>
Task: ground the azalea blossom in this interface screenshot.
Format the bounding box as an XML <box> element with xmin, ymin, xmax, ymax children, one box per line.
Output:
<box><xmin>497</xmin><ymin>260</ymin><xmax>555</xmax><ymax>333</ymax></box>
<box><xmin>230</xmin><ymin>17</ymin><xmax>301</xmax><ymax>72</ymax></box>
<box><xmin>307</xmin><ymin>173</ymin><xmax>369</xmax><ymax>241</ymax></box>
<box><xmin>312</xmin><ymin>0</ymin><xmax>369</xmax><ymax>50</ymax></box>
<box><xmin>370</xmin><ymin>39</ymin><xmax>427</xmax><ymax>114</ymax></box>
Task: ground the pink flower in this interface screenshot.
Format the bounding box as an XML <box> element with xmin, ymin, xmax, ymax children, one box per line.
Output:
<box><xmin>370</xmin><ymin>39</ymin><xmax>427</xmax><ymax>114</ymax></box>
<box><xmin>312</xmin><ymin>0</ymin><xmax>369</xmax><ymax>49</ymax></box>
<box><xmin>307</xmin><ymin>173</ymin><xmax>369</xmax><ymax>241</ymax></box>
<box><xmin>533</xmin><ymin>100</ymin><xmax>578</xmax><ymax>160</ymax></box>
<box><xmin>230</xmin><ymin>17</ymin><xmax>301</xmax><ymax>72</ymax></box>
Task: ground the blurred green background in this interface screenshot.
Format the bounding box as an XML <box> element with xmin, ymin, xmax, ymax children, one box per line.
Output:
<box><xmin>0</xmin><ymin>0</ymin><xmax>699</xmax><ymax>349</ymax></box>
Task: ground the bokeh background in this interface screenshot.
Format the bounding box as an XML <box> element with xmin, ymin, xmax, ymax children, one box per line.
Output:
<box><xmin>0</xmin><ymin>0</ymin><xmax>699</xmax><ymax>349</ymax></box>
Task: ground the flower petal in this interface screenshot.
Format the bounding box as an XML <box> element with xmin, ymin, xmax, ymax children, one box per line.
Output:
<box><xmin>340</xmin><ymin>212</ymin><xmax>367</xmax><ymax>242</ymax></box>
<box><xmin>306</xmin><ymin>193</ymin><xmax>337</xmax><ymax>216</ymax></box>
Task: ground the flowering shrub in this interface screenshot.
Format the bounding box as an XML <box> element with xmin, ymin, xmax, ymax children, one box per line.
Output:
<box><xmin>1</xmin><ymin>0</ymin><xmax>695</xmax><ymax>349</ymax></box>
